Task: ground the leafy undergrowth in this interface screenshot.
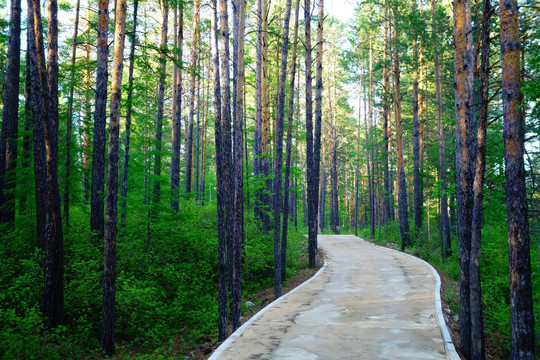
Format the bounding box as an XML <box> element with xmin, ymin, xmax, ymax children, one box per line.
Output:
<box><xmin>0</xmin><ymin>201</ymin><xmax>313</xmax><ymax>359</ymax></box>
<box><xmin>356</xmin><ymin>217</ymin><xmax>539</xmax><ymax>359</ymax></box>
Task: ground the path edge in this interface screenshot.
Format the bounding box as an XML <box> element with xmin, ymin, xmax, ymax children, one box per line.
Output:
<box><xmin>208</xmin><ymin>257</ymin><xmax>328</xmax><ymax>360</ymax></box>
<box><xmin>370</xmin><ymin>240</ymin><xmax>461</xmax><ymax>360</ymax></box>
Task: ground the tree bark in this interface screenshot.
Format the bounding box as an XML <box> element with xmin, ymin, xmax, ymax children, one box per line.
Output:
<box><xmin>330</xmin><ymin>128</ymin><xmax>339</xmax><ymax>234</ymax></box>
<box><xmin>28</xmin><ymin>0</ymin><xmax>64</xmax><ymax>329</ymax></box>
<box><xmin>153</xmin><ymin>1</ymin><xmax>169</xmax><ymax>204</ymax></box>
<box><xmin>231</xmin><ymin>0</ymin><xmax>246</xmax><ymax>330</ymax></box>
<box><xmin>90</xmin><ymin>0</ymin><xmax>110</xmax><ymax>239</ymax></box>
<box><xmin>469</xmin><ymin>1</ymin><xmax>491</xmax><ymax>357</ymax></box>
<box><xmin>170</xmin><ymin>1</ymin><xmax>183</xmax><ymax>211</ymax></box>
<box><xmin>0</xmin><ymin>0</ymin><xmax>21</xmax><ymax>225</ymax></box>
<box><xmin>500</xmin><ymin>0</ymin><xmax>535</xmax><ymax>357</ymax></box>
<box><xmin>281</xmin><ymin>0</ymin><xmax>301</xmax><ymax>275</ymax></box>
<box><xmin>120</xmin><ymin>0</ymin><xmax>139</xmax><ymax>227</ymax></box>
<box><xmin>211</xmin><ymin>0</ymin><xmax>228</xmax><ymax>341</ymax></box>
<box><xmin>272</xmin><ymin>0</ymin><xmax>293</xmax><ymax>298</ymax></box>
<box><xmin>382</xmin><ymin>1</ymin><xmax>392</xmax><ymax>224</ymax></box>
<box><xmin>454</xmin><ymin>0</ymin><xmax>477</xmax><ymax>354</ymax></box>
<box><xmin>304</xmin><ymin>0</ymin><xmax>317</xmax><ymax>268</ymax></box>
<box><xmin>219</xmin><ymin>0</ymin><xmax>234</xmax><ymax>331</ymax></box>
<box><xmin>63</xmin><ymin>0</ymin><xmax>80</xmax><ymax>228</ymax></box>
<box><xmin>102</xmin><ymin>0</ymin><xmax>127</xmax><ymax>353</ymax></box>
<box><xmin>392</xmin><ymin>13</ymin><xmax>411</xmax><ymax>250</ymax></box>
<box><xmin>431</xmin><ymin>0</ymin><xmax>451</xmax><ymax>257</ymax></box>
<box><xmin>254</xmin><ymin>0</ymin><xmax>272</xmax><ymax>231</ymax></box>
<box><xmin>185</xmin><ymin>0</ymin><xmax>200</xmax><ymax>194</ymax></box>
<box><xmin>412</xmin><ymin>3</ymin><xmax>422</xmax><ymax>238</ymax></box>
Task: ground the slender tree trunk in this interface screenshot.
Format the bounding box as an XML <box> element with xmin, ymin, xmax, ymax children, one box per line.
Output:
<box><xmin>281</xmin><ymin>0</ymin><xmax>300</xmax><ymax>287</ymax></box>
<box><xmin>82</xmin><ymin>32</ymin><xmax>92</xmax><ymax>204</ymax></box>
<box><xmin>330</xmin><ymin>128</ymin><xmax>339</xmax><ymax>234</ymax></box>
<box><xmin>469</xmin><ymin>1</ymin><xmax>491</xmax><ymax>358</ymax></box>
<box><xmin>312</xmin><ymin>0</ymin><xmax>324</xmax><ymax>253</ymax></box>
<box><xmin>102</xmin><ymin>0</ymin><xmax>127</xmax><ymax>353</ymax></box>
<box><xmin>454</xmin><ymin>0</ymin><xmax>477</xmax><ymax>354</ymax></box>
<box><xmin>211</xmin><ymin>0</ymin><xmax>227</xmax><ymax>341</ymax></box>
<box><xmin>368</xmin><ymin>35</ymin><xmax>375</xmax><ymax>239</ymax></box>
<box><xmin>304</xmin><ymin>0</ymin><xmax>317</xmax><ymax>267</ymax></box>
<box><xmin>28</xmin><ymin>0</ymin><xmax>64</xmax><ymax>329</ymax></box>
<box><xmin>219</xmin><ymin>0</ymin><xmax>234</xmax><ymax>329</ymax></box>
<box><xmin>319</xmin><ymin>162</ymin><xmax>326</xmax><ymax>232</ymax></box>
<box><xmin>171</xmin><ymin>1</ymin><xmax>184</xmax><ymax>211</ymax></box>
<box><xmin>153</xmin><ymin>1</ymin><xmax>169</xmax><ymax>204</ymax></box>
<box><xmin>382</xmin><ymin>2</ymin><xmax>392</xmax><ymax>224</ymax></box>
<box><xmin>185</xmin><ymin>0</ymin><xmax>200</xmax><ymax>193</ymax></box>
<box><xmin>195</xmin><ymin>66</ymin><xmax>201</xmax><ymax>200</ymax></box>
<box><xmin>431</xmin><ymin>0</ymin><xmax>450</xmax><ymax>256</ymax></box>
<box><xmin>500</xmin><ymin>0</ymin><xmax>535</xmax><ymax>357</ymax></box>
<box><xmin>272</xmin><ymin>0</ymin><xmax>293</xmax><ymax>299</ymax></box>
<box><xmin>19</xmin><ymin>53</ymin><xmax>32</xmax><ymax>216</ymax></box>
<box><xmin>392</xmin><ymin>13</ymin><xmax>411</xmax><ymax>250</ymax></box>
<box><xmin>0</xmin><ymin>0</ymin><xmax>21</xmax><ymax>225</ymax></box>
<box><xmin>63</xmin><ymin>0</ymin><xmax>80</xmax><ymax>228</ymax></box>
<box><xmin>120</xmin><ymin>0</ymin><xmax>139</xmax><ymax>227</ymax></box>
<box><xmin>231</xmin><ymin>0</ymin><xmax>246</xmax><ymax>329</ymax></box>
<box><xmin>254</xmin><ymin>0</ymin><xmax>270</xmax><ymax>230</ymax></box>
<box><xmin>412</xmin><ymin>4</ymin><xmax>422</xmax><ymax>238</ymax></box>
<box><xmin>90</xmin><ymin>0</ymin><xmax>110</xmax><ymax>239</ymax></box>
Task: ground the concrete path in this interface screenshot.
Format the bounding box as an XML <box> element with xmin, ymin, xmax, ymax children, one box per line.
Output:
<box><xmin>209</xmin><ymin>235</ymin><xmax>459</xmax><ymax>360</ymax></box>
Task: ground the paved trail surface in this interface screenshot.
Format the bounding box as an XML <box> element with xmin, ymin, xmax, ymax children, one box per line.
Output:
<box><xmin>209</xmin><ymin>235</ymin><xmax>459</xmax><ymax>360</ymax></box>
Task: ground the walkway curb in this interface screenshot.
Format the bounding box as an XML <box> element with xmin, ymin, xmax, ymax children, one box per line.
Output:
<box><xmin>208</xmin><ymin>258</ymin><xmax>328</xmax><ymax>360</ymax></box>
<box><xmin>373</xmin><ymin>241</ymin><xmax>461</xmax><ymax>360</ymax></box>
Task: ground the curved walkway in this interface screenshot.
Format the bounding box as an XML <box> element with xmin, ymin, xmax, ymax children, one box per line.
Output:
<box><xmin>209</xmin><ymin>235</ymin><xmax>459</xmax><ymax>360</ymax></box>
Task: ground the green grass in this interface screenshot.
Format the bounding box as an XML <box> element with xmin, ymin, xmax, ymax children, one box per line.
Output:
<box><xmin>0</xmin><ymin>201</ymin><xmax>311</xmax><ymax>359</ymax></box>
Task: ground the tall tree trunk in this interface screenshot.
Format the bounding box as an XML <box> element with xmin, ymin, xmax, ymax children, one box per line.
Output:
<box><xmin>231</xmin><ymin>0</ymin><xmax>246</xmax><ymax>330</ymax></box>
<box><xmin>392</xmin><ymin>13</ymin><xmax>411</xmax><ymax>250</ymax></box>
<box><xmin>500</xmin><ymin>0</ymin><xmax>535</xmax><ymax>357</ymax></box>
<box><xmin>469</xmin><ymin>1</ymin><xmax>491</xmax><ymax>358</ymax></box>
<box><xmin>431</xmin><ymin>0</ymin><xmax>450</xmax><ymax>256</ymax></box>
<box><xmin>304</xmin><ymin>0</ymin><xmax>317</xmax><ymax>268</ymax></box>
<box><xmin>319</xmin><ymin>162</ymin><xmax>326</xmax><ymax>232</ymax></box>
<box><xmin>28</xmin><ymin>0</ymin><xmax>64</xmax><ymax>329</ymax></box>
<box><xmin>368</xmin><ymin>35</ymin><xmax>375</xmax><ymax>239</ymax></box>
<box><xmin>170</xmin><ymin>1</ymin><xmax>184</xmax><ymax>211</ymax></box>
<box><xmin>254</xmin><ymin>0</ymin><xmax>271</xmax><ymax>231</ymax></box>
<box><xmin>0</xmin><ymin>0</ymin><xmax>21</xmax><ymax>225</ymax></box>
<box><xmin>102</xmin><ymin>0</ymin><xmax>127</xmax><ymax>353</ymax></box>
<box><xmin>63</xmin><ymin>0</ymin><xmax>80</xmax><ymax>228</ymax></box>
<box><xmin>153</xmin><ymin>1</ymin><xmax>169</xmax><ymax>204</ymax></box>
<box><xmin>308</xmin><ymin>0</ymin><xmax>324</xmax><ymax>264</ymax></box>
<box><xmin>90</xmin><ymin>0</ymin><xmax>109</xmax><ymax>239</ymax></box>
<box><xmin>382</xmin><ymin>1</ymin><xmax>392</xmax><ymax>224</ymax></box>
<box><xmin>211</xmin><ymin>0</ymin><xmax>227</xmax><ymax>341</ymax></box>
<box><xmin>330</xmin><ymin>128</ymin><xmax>339</xmax><ymax>234</ymax></box>
<box><xmin>195</xmin><ymin>67</ymin><xmax>202</xmax><ymax>200</ymax></box>
<box><xmin>19</xmin><ymin>51</ymin><xmax>32</xmax><ymax>216</ymax></box>
<box><xmin>185</xmin><ymin>0</ymin><xmax>200</xmax><ymax>193</ymax></box>
<box><xmin>82</xmin><ymin>28</ymin><xmax>92</xmax><ymax>204</ymax></box>
<box><xmin>454</xmin><ymin>0</ymin><xmax>477</xmax><ymax>354</ymax></box>
<box><xmin>120</xmin><ymin>0</ymin><xmax>139</xmax><ymax>227</ymax></box>
<box><xmin>280</xmin><ymin>0</ymin><xmax>299</xmax><ymax>289</ymax></box>
<box><xmin>272</xmin><ymin>0</ymin><xmax>293</xmax><ymax>299</ymax></box>
<box><xmin>281</xmin><ymin>0</ymin><xmax>300</xmax><ymax>269</ymax></box>
<box><xmin>219</xmin><ymin>0</ymin><xmax>234</xmax><ymax>330</ymax></box>
<box><xmin>412</xmin><ymin>2</ymin><xmax>422</xmax><ymax>238</ymax></box>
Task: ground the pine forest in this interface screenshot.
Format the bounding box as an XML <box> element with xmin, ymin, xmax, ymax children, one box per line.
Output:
<box><xmin>0</xmin><ymin>0</ymin><xmax>538</xmax><ymax>358</ymax></box>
